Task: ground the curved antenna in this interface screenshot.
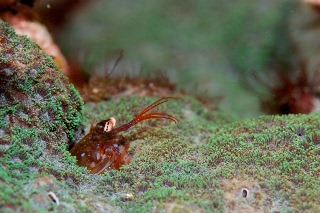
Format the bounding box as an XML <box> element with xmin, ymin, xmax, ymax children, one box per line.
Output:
<box><xmin>137</xmin><ymin>97</ymin><xmax>175</xmax><ymax>117</ymax></box>
<box><xmin>110</xmin><ymin>97</ymin><xmax>178</xmax><ymax>134</ymax></box>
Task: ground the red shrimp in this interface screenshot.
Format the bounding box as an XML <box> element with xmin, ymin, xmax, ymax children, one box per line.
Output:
<box><xmin>70</xmin><ymin>97</ymin><xmax>177</xmax><ymax>174</ymax></box>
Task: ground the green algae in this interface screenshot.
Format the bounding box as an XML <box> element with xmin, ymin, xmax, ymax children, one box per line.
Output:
<box><xmin>0</xmin><ymin>21</ymin><xmax>86</xmax><ymax>211</ymax></box>
<box><xmin>80</xmin><ymin>96</ymin><xmax>320</xmax><ymax>212</ymax></box>
<box><xmin>1</xmin><ymin>89</ymin><xmax>320</xmax><ymax>211</ymax></box>
<box><xmin>1</xmin><ymin>19</ymin><xmax>320</xmax><ymax>212</ymax></box>
<box><xmin>0</xmin><ymin>20</ymin><xmax>83</xmax><ymax>140</ymax></box>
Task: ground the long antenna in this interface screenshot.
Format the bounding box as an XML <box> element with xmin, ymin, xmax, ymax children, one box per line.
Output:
<box><xmin>111</xmin><ymin>97</ymin><xmax>178</xmax><ymax>134</ymax></box>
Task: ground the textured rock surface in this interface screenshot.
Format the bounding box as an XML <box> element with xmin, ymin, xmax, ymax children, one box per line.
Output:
<box><xmin>0</xmin><ymin>21</ymin><xmax>85</xmax><ymax>211</ymax></box>
<box><xmin>75</xmin><ymin>98</ymin><xmax>320</xmax><ymax>212</ymax></box>
<box><xmin>0</xmin><ymin>20</ymin><xmax>82</xmax><ymax>141</ymax></box>
<box><xmin>1</xmin><ymin>20</ymin><xmax>319</xmax><ymax>213</ymax></box>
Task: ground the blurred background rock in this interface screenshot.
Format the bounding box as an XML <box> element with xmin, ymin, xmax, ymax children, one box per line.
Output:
<box><xmin>34</xmin><ymin>0</ymin><xmax>320</xmax><ymax>118</ymax></box>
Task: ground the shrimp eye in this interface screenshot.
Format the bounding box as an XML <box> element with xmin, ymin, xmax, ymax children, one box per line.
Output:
<box><xmin>104</xmin><ymin>117</ymin><xmax>116</xmax><ymax>132</ymax></box>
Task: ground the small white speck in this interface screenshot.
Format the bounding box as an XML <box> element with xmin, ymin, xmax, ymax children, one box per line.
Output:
<box><xmin>95</xmin><ymin>152</ymin><xmax>101</xmax><ymax>161</ymax></box>
<box><xmin>80</xmin><ymin>153</ymin><xmax>85</xmax><ymax>157</ymax></box>
<box><xmin>241</xmin><ymin>188</ymin><xmax>249</xmax><ymax>198</ymax></box>
<box><xmin>126</xmin><ymin>193</ymin><xmax>134</xmax><ymax>199</ymax></box>
<box><xmin>48</xmin><ymin>191</ymin><xmax>59</xmax><ymax>206</ymax></box>
<box><xmin>46</xmin><ymin>4</ymin><xmax>51</xmax><ymax>9</ymax></box>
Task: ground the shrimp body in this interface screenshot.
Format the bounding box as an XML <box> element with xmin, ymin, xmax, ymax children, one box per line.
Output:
<box><xmin>70</xmin><ymin>97</ymin><xmax>177</xmax><ymax>174</ymax></box>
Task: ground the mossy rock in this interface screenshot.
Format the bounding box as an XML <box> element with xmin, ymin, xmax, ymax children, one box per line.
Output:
<box><xmin>0</xmin><ymin>20</ymin><xmax>86</xmax><ymax>211</ymax></box>
<box><xmin>1</xmin><ymin>20</ymin><xmax>319</xmax><ymax>213</ymax></box>
<box><xmin>81</xmin><ymin>97</ymin><xmax>320</xmax><ymax>212</ymax></box>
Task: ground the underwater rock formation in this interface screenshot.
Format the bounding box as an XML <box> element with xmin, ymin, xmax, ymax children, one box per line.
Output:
<box><xmin>0</xmin><ymin>20</ymin><xmax>83</xmax><ymax>177</ymax></box>
<box><xmin>0</xmin><ymin>12</ymin><xmax>319</xmax><ymax>212</ymax></box>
